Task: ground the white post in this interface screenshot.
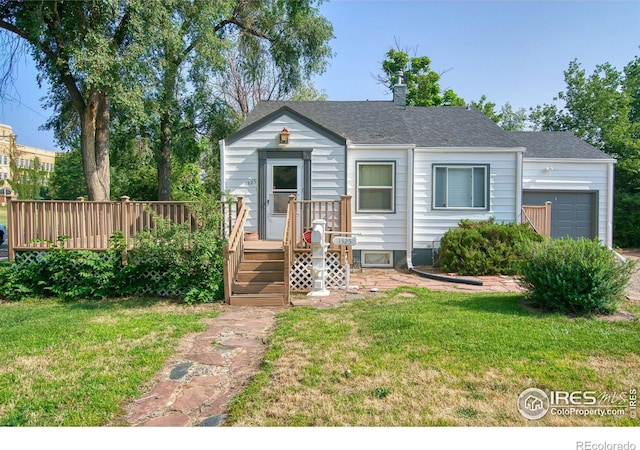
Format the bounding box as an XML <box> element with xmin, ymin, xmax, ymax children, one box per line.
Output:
<box><xmin>308</xmin><ymin>219</ymin><xmax>329</xmax><ymax>297</ymax></box>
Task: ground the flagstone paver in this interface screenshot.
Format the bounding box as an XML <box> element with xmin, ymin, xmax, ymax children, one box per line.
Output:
<box><xmin>123</xmin><ymin>269</ymin><xmax>528</xmax><ymax>427</ymax></box>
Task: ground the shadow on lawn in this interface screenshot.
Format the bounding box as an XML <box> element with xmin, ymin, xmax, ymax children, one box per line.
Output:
<box><xmin>62</xmin><ymin>296</ymin><xmax>194</xmax><ymax>312</ymax></box>
<box><xmin>437</xmin><ymin>293</ymin><xmax>546</xmax><ymax>318</ymax></box>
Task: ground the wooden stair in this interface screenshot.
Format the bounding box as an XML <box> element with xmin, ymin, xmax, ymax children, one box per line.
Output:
<box><xmin>229</xmin><ymin>246</ymin><xmax>288</xmax><ymax>306</ymax></box>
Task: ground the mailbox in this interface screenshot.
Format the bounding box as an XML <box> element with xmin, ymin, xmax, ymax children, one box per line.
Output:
<box><xmin>308</xmin><ymin>219</ymin><xmax>329</xmax><ymax>297</ymax></box>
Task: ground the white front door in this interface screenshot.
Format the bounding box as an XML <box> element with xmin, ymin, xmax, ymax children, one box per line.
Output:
<box><xmin>266</xmin><ymin>159</ymin><xmax>304</xmax><ymax>240</ymax></box>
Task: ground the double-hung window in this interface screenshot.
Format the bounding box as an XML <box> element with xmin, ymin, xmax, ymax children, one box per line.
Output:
<box><xmin>357</xmin><ymin>161</ymin><xmax>395</xmax><ymax>213</ymax></box>
<box><xmin>433</xmin><ymin>165</ymin><xmax>488</xmax><ymax>209</ymax></box>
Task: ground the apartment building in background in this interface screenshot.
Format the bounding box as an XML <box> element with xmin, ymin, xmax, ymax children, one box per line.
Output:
<box><xmin>1</xmin><ymin>123</ymin><xmax>57</xmax><ymax>201</ymax></box>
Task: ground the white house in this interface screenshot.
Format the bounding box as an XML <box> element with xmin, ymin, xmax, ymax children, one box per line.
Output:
<box><xmin>220</xmin><ymin>82</ymin><xmax>615</xmax><ymax>269</ymax></box>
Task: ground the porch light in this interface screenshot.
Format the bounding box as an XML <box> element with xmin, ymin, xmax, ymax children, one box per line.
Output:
<box><xmin>279</xmin><ymin>128</ymin><xmax>290</xmax><ymax>145</ymax></box>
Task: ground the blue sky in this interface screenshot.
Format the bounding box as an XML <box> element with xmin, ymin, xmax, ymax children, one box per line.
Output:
<box><xmin>1</xmin><ymin>0</ymin><xmax>639</xmax><ymax>152</ymax></box>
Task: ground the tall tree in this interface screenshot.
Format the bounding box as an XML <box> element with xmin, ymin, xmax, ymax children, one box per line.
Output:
<box><xmin>377</xmin><ymin>46</ymin><xmax>465</xmax><ymax>107</ymax></box>
<box><xmin>209</xmin><ymin>36</ymin><xmax>329</xmax><ymax>119</ymax></box>
<box><xmin>138</xmin><ymin>0</ymin><xmax>333</xmax><ymax>200</ymax></box>
<box><xmin>1</xmin><ymin>1</ymin><xmax>333</xmax><ymax>201</ymax></box>
<box><xmin>0</xmin><ymin>1</ymin><xmax>152</xmax><ymax>201</ymax></box>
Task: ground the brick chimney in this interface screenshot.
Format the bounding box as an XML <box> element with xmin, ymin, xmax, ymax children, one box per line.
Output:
<box><xmin>393</xmin><ymin>71</ymin><xmax>407</xmax><ymax>109</ymax></box>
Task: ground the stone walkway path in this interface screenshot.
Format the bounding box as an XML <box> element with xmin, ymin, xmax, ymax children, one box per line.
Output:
<box><xmin>124</xmin><ymin>269</ymin><xmax>525</xmax><ymax>427</ymax></box>
<box><xmin>125</xmin><ymin>307</ymin><xmax>283</xmax><ymax>427</ymax></box>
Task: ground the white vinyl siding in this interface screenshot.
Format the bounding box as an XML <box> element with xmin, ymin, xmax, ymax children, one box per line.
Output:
<box><xmin>347</xmin><ymin>148</ymin><xmax>408</xmax><ymax>252</ymax></box>
<box><xmin>413</xmin><ymin>149</ymin><xmax>520</xmax><ymax>248</ymax></box>
<box><xmin>434</xmin><ymin>165</ymin><xmax>487</xmax><ymax>209</ymax></box>
<box><xmin>522</xmin><ymin>159</ymin><xmax>614</xmax><ymax>247</ymax></box>
<box><xmin>222</xmin><ymin>114</ymin><xmax>345</xmax><ymax>232</ymax></box>
<box><xmin>357</xmin><ymin>162</ymin><xmax>395</xmax><ymax>212</ymax></box>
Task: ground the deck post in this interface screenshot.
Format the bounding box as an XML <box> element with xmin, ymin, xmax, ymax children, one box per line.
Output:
<box><xmin>6</xmin><ymin>194</ymin><xmax>15</xmax><ymax>261</ymax></box>
<box><xmin>288</xmin><ymin>195</ymin><xmax>296</xmax><ymax>246</ymax></box>
<box><xmin>544</xmin><ymin>201</ymin><xmax>552</xmax><ymax>238</ymax></box>
<box><xmin>120</xmin><ymin>196</ymin><xmax>130</xmax><ymax>248</ymax></box>
<box><xmin>340</xmin><ymin>195</ymin><xmax>353</xmax><ymax>264</ymax></box>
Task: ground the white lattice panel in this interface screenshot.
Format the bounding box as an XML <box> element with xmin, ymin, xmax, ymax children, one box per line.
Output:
<box><xmin>290</xmin><ymin>251</ymin><xmax>347</xmax><ymax>292</ymax></box>
<box><xmin>15</xmin><ymin>251</ymin><xmax>181</xmax><ymax>297</ymax></box>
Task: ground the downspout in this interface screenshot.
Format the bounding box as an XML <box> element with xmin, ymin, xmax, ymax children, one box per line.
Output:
<box><xmin>516</xmin><ymin>149</ymin><xmax>523</xmax><ymax>223</ymax></box>
<box><xmin>218</xmin><ymin>139</ymin><xmax>226</xmax><ymax>194</ymax></box>
<box><xmin>606</xmin><ymin>161</ymin><xmax>614</xmax><ymax>248</ymax></box>
<box><xmin>405</xmin><ymin>147</ymin><xmax>482</xmax><ymax>286</ymax></box>
<box><xmin>405</xmin><ymin>147</ymin><xmax>415</xmax><ymax>269</ymax></box>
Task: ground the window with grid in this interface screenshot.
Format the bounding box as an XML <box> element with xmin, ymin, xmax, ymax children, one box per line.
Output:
<box><xmin>433</xmin><ymin>165</ymin><xmax>488</xmax><ymax>209</ymax></box>
<box><xmin>357</xmin><ymin>162</ymin><xmax>395</xmax><ymax>212</ymax></box>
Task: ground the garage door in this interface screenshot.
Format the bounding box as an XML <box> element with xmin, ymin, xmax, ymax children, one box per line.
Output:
<box><xmin>522</xmin><ymin>191</ymin><xmax>596</xmax><ymax>239</ymax></box>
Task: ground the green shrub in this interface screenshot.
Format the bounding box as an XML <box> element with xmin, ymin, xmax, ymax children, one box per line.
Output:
<box><xmin>120</xmin><ymin>195</ymin><xmax>226</xmax><ymax>304</ymax></box>
<box><xmin>438</xmin><ymin>218</ymin><xmax>544</xmax><ymax>276</ymax></box>
<box><xmin>613</xmin><ymin>191</ymin><xmax>640</xmax><ymax>248</ymax></box>
<box><xmin>518</xmin><ymin>238</ymin><xmax>635</xmax><ymax>315</ymax></box>
<box><xmin>0</xmin><ymin>236</ymin><xmax>121</xmax><ymax>301</ymax></box>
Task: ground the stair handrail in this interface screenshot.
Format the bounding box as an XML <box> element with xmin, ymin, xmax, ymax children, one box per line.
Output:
<box><xmin>282</xmin><ymin>195</ymin><xmax>296</xmax><ymax>304</ymax></box>
<box><xmin>223</xmin><ymin>202</ymin><xmax>248</xmax><ymax>304</ymax></box>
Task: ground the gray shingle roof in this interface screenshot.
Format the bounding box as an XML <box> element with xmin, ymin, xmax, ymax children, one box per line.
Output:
<box><xmin>235</xmin><ymin>100</ymin><xmax>523</xmax><ymax>148</ymax></box>
<box><xmin>509</xmin><ymin>131</ymin><xmax>614</xmax><ymax>160</ymax></box>
<box><xmin>230</xmin><ymin>101</ymin><xmax>613</xmax><ymax>160</ymax></box>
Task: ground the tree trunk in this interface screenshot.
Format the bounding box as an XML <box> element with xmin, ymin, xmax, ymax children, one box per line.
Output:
<box><xmin>157</xmin><ymin>115</ymin><xmax>172</xmax><ymax>201</ymax></box>
<box><xmin>80</xmin><ymin>91</ymin><xmax>111</xmax><ymax>201</ymax></box>
<box><xmin>156</xmin><ymin>60</ymin><xmax>177</xmax><ymax>201</ymax></box>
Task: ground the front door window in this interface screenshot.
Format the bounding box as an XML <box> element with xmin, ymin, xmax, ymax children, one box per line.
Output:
<box><xmin>272</xmin><ymin>165</ymin><xmax>298</xmax><ymax>214</ymax></box>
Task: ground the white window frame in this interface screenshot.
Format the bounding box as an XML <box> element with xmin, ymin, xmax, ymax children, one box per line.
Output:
<box><xmin>356</xmin><ymin>161</ymin><xmax>396</xmax><ymax>213</ymax></box>
<box><xmin>433</xmin><ymin>164</ymin><xmax>489</xmax><ymax>210</ymax></box>
<box><xmin>361</xmin><ymin>251</ymin><xmax>394</xmax><ymax>268</ymax></box>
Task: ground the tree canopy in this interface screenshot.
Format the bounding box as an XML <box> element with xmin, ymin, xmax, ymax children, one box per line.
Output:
<box><xmin>471</xmin><ymin>96</ymin><xmax>527</xmax><ymax>131</ymax></box>
<box><xmin>0</xmin><ymin>0</ymin><xmax>333</xmax><ymax>200</ymax></box>
<box><xmin>378</xmin><ymin>47</ymin><xmax>465</xmax><ymax>107</ymax></box>
<box><xmin>0</xmin><ymin>0</ymin><xmax>153</xmax><ymax>200</ymax></box>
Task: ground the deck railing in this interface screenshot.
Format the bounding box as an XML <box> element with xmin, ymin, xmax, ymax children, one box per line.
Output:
<box><xmin>222</xmin><ymin>199</ymin><xmax>248</xmax><ymax>304</ymax></box>
<box><xmin>522</xmin><ymin>201</ymin><xmax>552</xmax><ymax>238</ymax></box>
<box><xmin>282</xmin><ymin>198</ymin><xmax>295</xmax><ymax>305</ymax></box>
<box><xmin>6</xmin><ymin>195</ymin><xmax>238</xmax><ymax>260</ymax></box>
<box><xmin>285</xmin><ymin>195</ymin><xmax>352</xmax><ymax>265</ymax></box>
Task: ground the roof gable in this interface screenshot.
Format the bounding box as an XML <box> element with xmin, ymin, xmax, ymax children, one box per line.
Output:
<box><xmin>224</xmin><ymin>105</ymin><xmax>347</xmax><ymax>146</ymax></box>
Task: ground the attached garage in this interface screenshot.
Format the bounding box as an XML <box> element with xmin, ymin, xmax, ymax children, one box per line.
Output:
<box><xmin>522</xmin><ymin>190</ymin><xmax>597</xmax><ymax>240</ymax></box>
<box><xmin>512</xmin><ymin>131</ymin><xmax>616</xmax><ymax>247</ymax></box>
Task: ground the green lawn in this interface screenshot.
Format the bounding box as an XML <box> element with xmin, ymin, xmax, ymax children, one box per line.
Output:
<box><xmin>226</xmin><ymin>288</ymin><xmax>640</xmax><ymax>426</ymax></box>
<box><xmin>2</xmin><ymin>289</ymin><xmax>638</xmax><ymax>427</ymax></box>
<box><xmin>0</xmin><ymin>204</ymin><xmax>6</xmax><ymax>225</ymax></box>
<box><xmin>0</xmin><ymin>297</ymin><xmax>217</xmax><ymax>426</ymax></box>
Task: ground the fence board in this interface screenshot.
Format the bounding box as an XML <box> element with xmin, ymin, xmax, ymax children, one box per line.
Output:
<box><xmin>7</xmin><ymin>197</ymin><xmax>236</xmax><ymax>259</ymax></box>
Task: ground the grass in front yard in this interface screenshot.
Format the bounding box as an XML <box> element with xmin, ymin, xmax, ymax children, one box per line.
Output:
<box><xmin>226</xmin><ymin>288</ymin><xmax>640</xmax><ymax>426</ymax></box>
<box><xmin>0</xmin><ymin>297</ymin><xmax>216</xmax><ymax>426</ymax></box>
<box><xmin>0</xmin><ymin>204</ymin><xmax>6</xmax><ymax>226</ymax></box>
